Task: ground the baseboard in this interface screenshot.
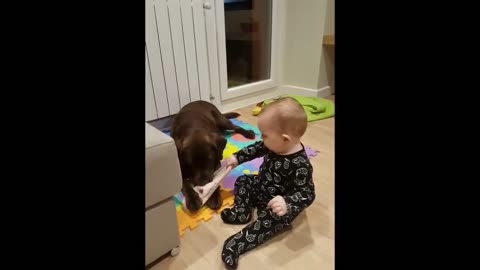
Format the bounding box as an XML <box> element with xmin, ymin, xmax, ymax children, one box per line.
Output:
<box><xmin>219</xmin><ymin>87</ymin><xmax>283</xmax><ymax>113</ymax></box>
<box><xmin>219</xmin><ymin>85</ymin><xmax>332</xmax><ymax>113</ymax></box>
<box><xmin>279</xmin><ymin>85</ymin><xmax>331</xmax><ymax>98</ymax></box>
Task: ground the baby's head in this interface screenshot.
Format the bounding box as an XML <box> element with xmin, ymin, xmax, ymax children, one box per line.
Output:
<box><xmin>257</xmin><ymin>97</ymin><xmax>307</xmax><ymax>154</ymax></box>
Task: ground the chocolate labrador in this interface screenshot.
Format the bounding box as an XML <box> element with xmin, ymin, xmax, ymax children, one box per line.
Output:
<box><xmin>171</xmin><ymin>100</ymin><xmax>255</xmax><ymax>212</ymax></box>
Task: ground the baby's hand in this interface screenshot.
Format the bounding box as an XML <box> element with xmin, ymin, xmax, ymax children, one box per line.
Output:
<box><xmin>223</xmin><ymin>154</ymin><xmax>238</xmax><ymax>168</ymax></box>
<box><xmin>268</xmin><ymin>196</ymin><xmax>287</xmax><ymax>216</ymax></box>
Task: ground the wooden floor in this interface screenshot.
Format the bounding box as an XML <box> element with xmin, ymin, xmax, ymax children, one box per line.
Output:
<box><xmin>150</xmin><ymin>97</ymin><xmax>335</xmax><ymax>270</ymax></box>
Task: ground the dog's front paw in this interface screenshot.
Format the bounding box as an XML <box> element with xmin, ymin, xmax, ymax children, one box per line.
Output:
<box><xmin>185</xmin><ymin>193</ymin><xmax>203</xmax><ymax>212</ymax></box>
<box><xmin>206</xmin><ymin>192</ymin><xmax>222</xmax><ymax>210</ymax></box>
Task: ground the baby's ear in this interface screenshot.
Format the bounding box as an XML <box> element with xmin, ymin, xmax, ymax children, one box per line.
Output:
<box><xmin>282</xmin><ymin>134</ymin><xmax>292</xmax><ymax>142</ymax></box>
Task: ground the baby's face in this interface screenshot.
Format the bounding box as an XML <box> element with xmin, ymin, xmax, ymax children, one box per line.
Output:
<box><xmin>258</xmin><ymin>114</ymin><xmax>288</xmax><ymax>154</ymax></box>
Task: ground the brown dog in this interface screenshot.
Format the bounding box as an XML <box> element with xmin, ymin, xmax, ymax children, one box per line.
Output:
<box><xmin>171</xmin><ymin>100</ymin><xmax>256</xmax><ymax>212</ymax></box>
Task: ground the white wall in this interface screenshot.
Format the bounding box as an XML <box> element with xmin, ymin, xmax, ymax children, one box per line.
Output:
<box><xmin>283</xmin><ymin>0</ymin><xmax>327</xmax><ymax>89</ymax></box>
<box><xmin>318</xmin><ymin>0</ymin><xmax>334</xmax><ymax>93</ymax></box>
<box><xmin>324</xmin><ymin>0</ymin><xmax>335</xmax><ymax>35</ymax></box>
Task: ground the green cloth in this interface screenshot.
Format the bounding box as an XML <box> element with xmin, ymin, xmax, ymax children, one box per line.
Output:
<box><xmin>263</xmin><ymin>94</ymin><xmax>335</xmax><ymax>121</ymax></box>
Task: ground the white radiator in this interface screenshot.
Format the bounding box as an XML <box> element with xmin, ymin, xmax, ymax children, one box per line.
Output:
<box><xmin>146</xmin><ymin>0</ymin><xmax>221</xmax><ymax>121</ymax></box>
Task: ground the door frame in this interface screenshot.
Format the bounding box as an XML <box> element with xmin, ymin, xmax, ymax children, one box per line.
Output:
<box><xmin>214</xmin><ymin>0</ymin><xmax>282</xmax><ymax>101</ymax></box>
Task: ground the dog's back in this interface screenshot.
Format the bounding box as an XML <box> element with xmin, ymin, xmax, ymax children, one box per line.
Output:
<box><xmin>171</xmin><ymin>100</ymin><xmax>218</xmax><ymax>140</ymax></box>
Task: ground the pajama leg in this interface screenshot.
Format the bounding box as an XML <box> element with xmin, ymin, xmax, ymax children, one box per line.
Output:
<box><xmin>221</xmin><ymin>207</ymin><xmax>301</xmax><ymax>269</ymax></box>
<box><xmin>221</xmin><ymin>175</ymin><xmax>257</xmax><ymax>224</ymax></box>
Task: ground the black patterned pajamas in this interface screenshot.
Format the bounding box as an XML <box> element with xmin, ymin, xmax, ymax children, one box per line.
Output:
<box><xmin>220</xmin><ymin>141</ymin><xmax>315</xmax><ymax>269</ymax></box>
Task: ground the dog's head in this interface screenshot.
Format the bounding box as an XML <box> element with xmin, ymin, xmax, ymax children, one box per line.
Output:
<box><xmin>176</xmin><ymin>131</ymin><xmax>227</xmax><ymax>186</ymax></box>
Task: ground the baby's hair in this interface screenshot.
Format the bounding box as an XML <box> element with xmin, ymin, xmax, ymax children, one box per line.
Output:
<box><xmin>260</xmin><ymin>97</ymin><xmax>307</xmax><ymax>138</ymax></box>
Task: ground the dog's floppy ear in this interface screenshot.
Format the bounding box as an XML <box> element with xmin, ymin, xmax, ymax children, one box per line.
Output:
<box><xmin>175</xmin><ymin>138</ymin><xmax>193</xmax><ymax>177</ymax></box>
<box><xmin>211</xmin><ymin>133</ymin><xmax>227</xmax><ymax>161</ymax></box>
<box><xmin>175</xmin><ymin>138</ymin><xmax>192</xmax><ymax>164</ymax></box>
<box><xmin>174</xmin><ymin>138</ymin><xmax>184</xmax><ymax>154</ymax></box>
<box><xmin>175</xmin><ymin>137</ymin><xmax>191</xmax><ymax>152</ymax></box>
<box><xmin>217</xmin><ymin>135</ymin><xmax>227</xmax><ymax>152</ymax></box>
<box><xmin>174</xmin><ymin>138</ymin><xmax>185</xmax><ymax>167</ymax></box>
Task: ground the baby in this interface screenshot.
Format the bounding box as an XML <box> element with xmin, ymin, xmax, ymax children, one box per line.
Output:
<box><xmin>220</xmin><ymin>97</ymin><xmax>316</xmax><ymax>269</ymax></box>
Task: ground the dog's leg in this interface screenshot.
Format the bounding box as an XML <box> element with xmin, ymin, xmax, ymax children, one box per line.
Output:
<box><xmin>211</xmin><ymin>110</ymin><xmax>256</xmax><ymax>139</ymax></box>
<box><xmin>182</xmin><ymin>181</ymin><xmax>203</xmax><ymax>212</ymax></box>
<box><xmin>205</xmin><ymin>187</ymin><xmax>222</xmax><ymax>210</ymax></box>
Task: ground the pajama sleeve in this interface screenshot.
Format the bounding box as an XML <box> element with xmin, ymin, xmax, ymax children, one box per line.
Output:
<box><xmin>233</xmin><ymin>141</ymin><xmax>269</xmax><ymax>165</ymax></box>
<box><xmin>283</xmin><ymin>164</ymin><xmax>316</xmax><ymax>213</ymax></box>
